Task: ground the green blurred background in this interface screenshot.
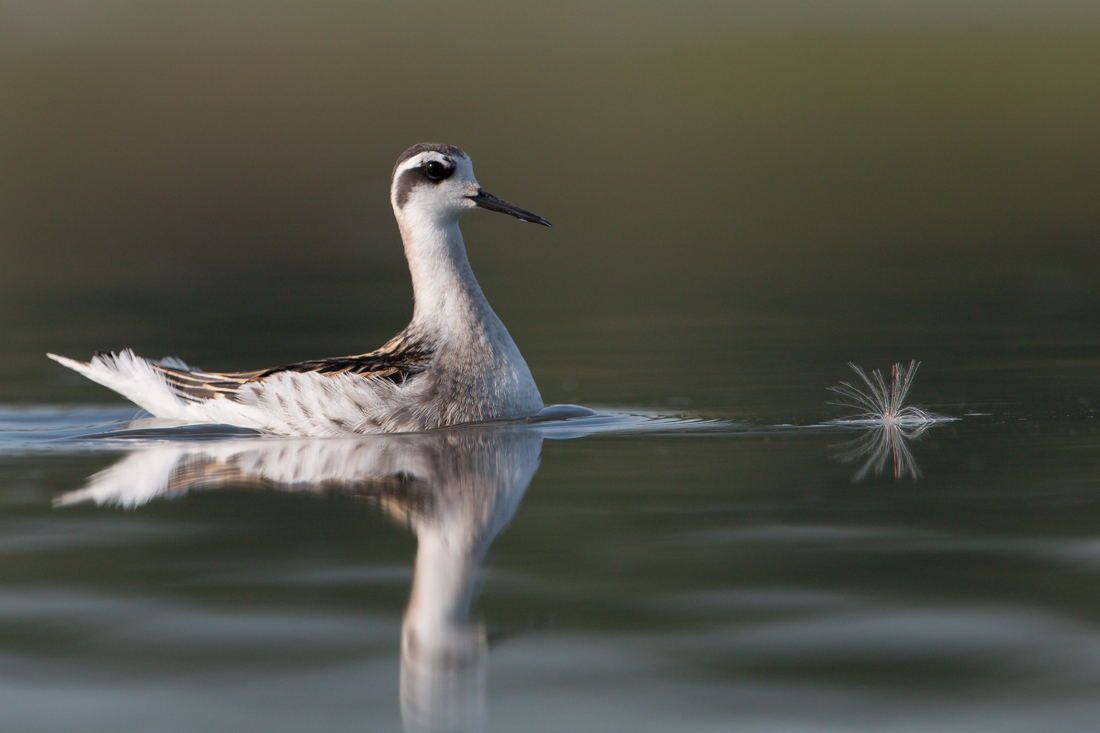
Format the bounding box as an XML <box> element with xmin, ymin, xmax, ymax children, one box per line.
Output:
<box><xmin>2</xmin><ymin>0</ymin><xmax>1098</xmax><ymax>418</ymax></box>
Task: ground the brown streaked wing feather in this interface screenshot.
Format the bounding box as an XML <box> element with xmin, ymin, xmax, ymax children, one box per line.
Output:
<box><xmin>252</xmin><ymin>335</ymin><xmax>434</xmax><ymax>386</ymax></box>
<box><xmin>153</xmin><ymin>365</ymin><xmax>262</xmax><ymax>403</ymax></box>
<box><xmin>153</xmin><ymin>335</ymin><xmax>434</xmax><ymax>403</ymax></box>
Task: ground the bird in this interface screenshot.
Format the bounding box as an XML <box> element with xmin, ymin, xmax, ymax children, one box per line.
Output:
<box><xmin>48</xmin><ymin>143</ymin><xmax>551</xmax><ymax>436</ymax></box>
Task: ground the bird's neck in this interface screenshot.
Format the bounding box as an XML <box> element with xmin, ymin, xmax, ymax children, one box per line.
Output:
<box><xmin>399</xmin><ymin>217</ymin><xmax>499</xmax><ymax>338</ymax></box>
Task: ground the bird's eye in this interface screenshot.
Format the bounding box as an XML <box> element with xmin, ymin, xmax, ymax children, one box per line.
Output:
<box><xmin>424</xmin><ymin>160</ymin><xmax>448</xmax><ymax>180</ymax></box>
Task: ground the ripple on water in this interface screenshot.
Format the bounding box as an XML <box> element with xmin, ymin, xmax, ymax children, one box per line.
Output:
<box><xmin>0</xmin><ymin>403</ymin><xmax>742</xmax><ymax>451</ymax></box>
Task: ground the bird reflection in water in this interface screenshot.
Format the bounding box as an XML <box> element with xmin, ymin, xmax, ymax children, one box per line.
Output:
<box><xmin>56</xmin><ymin>424</ymin><xmax>544</xmax><ymax>733</ymax></box>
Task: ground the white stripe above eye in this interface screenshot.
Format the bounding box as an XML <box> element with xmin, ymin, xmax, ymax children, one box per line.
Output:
<box><xmin>396</xmin><ymin>152</ymin><xmax>441</xmax><ymax>174</ymax></box>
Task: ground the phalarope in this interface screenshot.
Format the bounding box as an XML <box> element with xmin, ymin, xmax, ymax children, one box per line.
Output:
<box><xmin>48</xmin><ymin>143</ymin><xmax>551</xmax><ymax>436</ymax></box>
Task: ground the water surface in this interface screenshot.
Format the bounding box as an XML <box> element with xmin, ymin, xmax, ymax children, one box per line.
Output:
<box><xmin>1</xmin><ymin>401</ymin><xmax>1099</xmax><ymax>731</ymax></box>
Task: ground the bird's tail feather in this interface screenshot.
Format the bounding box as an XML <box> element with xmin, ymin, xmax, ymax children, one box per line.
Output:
<box><xmin>47</xmin><ymin>350</ymin><xmax>194</xmax><ymax>416</ymax></box>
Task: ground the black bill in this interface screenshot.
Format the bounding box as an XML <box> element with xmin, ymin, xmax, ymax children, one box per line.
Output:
<box><xmin>467</xmin><ymin>188</ymin><xmax>551</xmax><ymax>227</ymax></box>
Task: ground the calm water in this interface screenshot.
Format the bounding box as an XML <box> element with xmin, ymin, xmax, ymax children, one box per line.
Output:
<box><xmin>2</xmin><ymin>2</ymin><xmax>1100</xmax><ymax>731</ymax></box>
<box><xmin>1</xmin><ymin>383</ymin><xmax>1099</xmax><ymax>732</ymax></box>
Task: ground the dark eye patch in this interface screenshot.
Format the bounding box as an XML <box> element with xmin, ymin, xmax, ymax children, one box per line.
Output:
<box><xmin>393</xmin><ymin>158</ymin><xmax>454</xmax><ymax>207</ymax></box>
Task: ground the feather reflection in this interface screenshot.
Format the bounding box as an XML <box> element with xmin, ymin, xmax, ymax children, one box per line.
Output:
<box><xmin>832</xmin><ymin>422</ymin><xmax>932</xmax><ymax>481</ymax></box>
<box><xmin>56</xmin><ymin>426</ymin><xmax>543</xmax><ymax>733</ymax></box>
